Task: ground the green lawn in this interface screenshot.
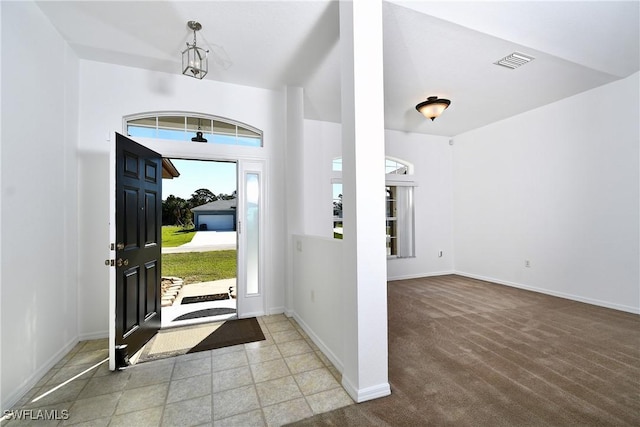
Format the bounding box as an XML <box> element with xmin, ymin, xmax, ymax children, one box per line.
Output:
<box><xmin>162</xmin><ymin>226</ymin><xmax>196</xmax><ymax>247</ymax></box>
<box><xmin>162</xmin><ymin>250</ymin><xmax>237</xmax><ymax>284</ymax></box>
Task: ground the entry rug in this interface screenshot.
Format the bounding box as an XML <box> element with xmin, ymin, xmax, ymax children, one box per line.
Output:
<box><xmin>136</xmin><ymin>317</ymin><xmax>265</xmax><ymax>363</ymax></box>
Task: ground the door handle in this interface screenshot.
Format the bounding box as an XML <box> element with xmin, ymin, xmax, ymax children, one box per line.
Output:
<box><xmin>116</xmin><ymin>258</ymin><xmax>129</xmax><ymax>267</ymax></box>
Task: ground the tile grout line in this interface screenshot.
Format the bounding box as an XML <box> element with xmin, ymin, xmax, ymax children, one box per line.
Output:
<box><xmin>31</xmin><ymin>358</ymin><xmax>109</xmax><ymax>404</ymax></box>
<box><xmin>157</xmin><ymin>355</ymin><xmax>177</xmax><ymax>426</ymax></box>
<box><xmin>258</xmin><ymin>317</ymin><xmax>307</xmax><ymax>425</ymax></box>
<box><xmin>251</xmin><ymin>345</ymin><xmax>271</xmax><ymax>427</ymax></box>
<box><xmin>266</xmin><ymin>318</ymin><xmax>315</xmax><ymax>422</ymax></box>
<box><xmin>255</xmin><ymin>321</ymin><xmax>279</xmax><ymax>425</ymax></box>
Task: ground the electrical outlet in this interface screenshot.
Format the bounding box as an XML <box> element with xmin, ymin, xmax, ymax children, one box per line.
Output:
<box><xmin>525</xmin><ymin>260</ymin><xmax>531</xmax><ymax>268</ymax></box>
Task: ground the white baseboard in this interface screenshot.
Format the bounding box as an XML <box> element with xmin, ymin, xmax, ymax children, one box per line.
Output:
<box><xmin>290</xmin><ymin>311</ymin><xmax>344</xmax><ymax>374</ymax></box>
<box><xmin>455</xmin><ymin>271</ymin><xmax>640</xmax><ymax>315</ymax></box>
<box><xmin>290</xmin><ymin>312</ymin><xmax>392</xmax><ymax>403</ymax></box>
<box><xmin>266</xmin><ymin>306</ymin><xmax>285</xmax><ymax>316</ymax></box>
<box><xmin>78</xmin><ymin>331</ymin><xmax>108</xmax><ymax>341</ymax></box>
<box><xmin>2</xmin><ymin>336</ymin><xmax>79</xmax><ymax>412</ymax></box>
<box><xmin>341</xmin><ymin>376</ymin><xmax>391</xmax><ymax>403</ymax></box>
<box><xmin>387</xmin><ymin>270</ymin><xmax>455</xmax><ymax>282</ymax></box>
<box><xmin>240</xmin><ymin>311</ymin><xmax>265</xmax><ymax>319</ymax></box>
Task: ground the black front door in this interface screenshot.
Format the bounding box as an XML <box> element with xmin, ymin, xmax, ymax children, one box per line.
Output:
<box><xmin>115</xmin><ymin>133</ymin><xmax>162</xmax><ymax>358</ymax></box>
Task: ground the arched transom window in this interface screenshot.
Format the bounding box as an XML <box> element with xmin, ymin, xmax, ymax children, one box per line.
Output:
<box><xmin>124</xmin><ymin>112</ymin><xmax>263</xmax><ymax>147</ymax></box>
<box><xmin>332</xmin><ymin>157</ymin><xmax>412</xmax><ymax>174</ymax></box>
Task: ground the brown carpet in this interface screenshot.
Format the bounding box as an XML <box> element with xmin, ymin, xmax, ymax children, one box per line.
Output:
<box><xmin>289</xmin><ymin>275</ymin><xmax>640</xmax><ymax>426</ymax></box>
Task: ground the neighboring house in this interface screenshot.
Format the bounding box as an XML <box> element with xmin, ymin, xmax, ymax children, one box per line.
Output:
<box><xmin>191</xmin><ymin>199</ymin><xmax>237</xmax><ymax>231</ymax></box>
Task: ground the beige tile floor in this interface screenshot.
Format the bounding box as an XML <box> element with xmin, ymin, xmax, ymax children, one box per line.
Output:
<box><xmin>3</xmin><ymin>315</ymin><xmax>353</xmax><ymax>426</ymax></box>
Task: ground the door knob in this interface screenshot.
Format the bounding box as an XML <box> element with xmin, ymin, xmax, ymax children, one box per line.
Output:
<box><xmin>116</xmin><ymin>258</ymin><xmax>129</xmax><ymax>267</ymax></box>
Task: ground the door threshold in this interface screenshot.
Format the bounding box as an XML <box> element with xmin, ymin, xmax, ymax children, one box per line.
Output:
<box><xmin>162</xmin><ymin>313</ymin><xmax>238</xmax><ymax>330</ymax></box>
<box><xmin>161</xmin><ymin>299</ymin><xmax>237</xmax><ymax>329</ymax></box>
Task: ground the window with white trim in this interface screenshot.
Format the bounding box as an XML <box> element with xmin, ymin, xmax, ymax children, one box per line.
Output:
<box><xmin>332</xmin><ymin>182</ymin><xmax>343</xmax><ymax>239</ymax></box>
<box><xmin>332</xmin><ymin>157</ymin><xmax>416</xmax><ymax>258</ymax></box>
<box><xmin>125</xmin><ymin>112</ymin><xmax>262</xmax><ymax>147</ymax></box>
<box><xmin>386</xmin><ymin>184</ymin><xmax>415</xmax><ymax>257</ymax></box>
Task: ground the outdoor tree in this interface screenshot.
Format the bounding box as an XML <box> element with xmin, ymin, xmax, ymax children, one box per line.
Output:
<box><xmin>162</xmin><ymin>195</ymin><xmax>190</xmax><ymax>226</ymax></box>
<box><xmin>218</xmin><ymin>191</ymin><xmax>236</xmax><ymax>200</ymax></box>
<box><xmin>333</xmin><ymin>193</ymin><xmax>343</xmax><ymax>218</ymax></box>
<box><xmin>188</xmin><ymin>188</ymin><xmax>217</xmax><ymax>208</ymax></box>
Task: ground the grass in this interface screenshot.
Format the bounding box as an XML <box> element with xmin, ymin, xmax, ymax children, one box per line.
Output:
<box><xmin>162</xmin><ymin>226</ymin><xmax>196</xmax><ymax>247</ymax></box>
<box><xmin>162</xmin><ymin>250</ymin><xmax>237</xmax><ymax>284</ymax></box>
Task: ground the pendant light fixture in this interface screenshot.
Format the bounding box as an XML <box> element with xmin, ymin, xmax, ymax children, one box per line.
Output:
<box><xmin>182</xmin><ymin>21</ymin><xmax>209</xmax><ymax>79</ymax></box>
<box><xmin>191</xmin><ymin>119</ymin><xmax>208</xmax><ymax>142</ymax></box>
<box><xmin>415</xmin><ymin>96</ymin><xmax>451</xmax><ymax>121</ymax></box>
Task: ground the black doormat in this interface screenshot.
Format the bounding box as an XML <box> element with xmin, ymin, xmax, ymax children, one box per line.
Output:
<box><xmin>181</xmin><ymin>293</ymin><xmax>230</xmax><ymax>304</ymax></box>
<box><xmin>187</xmin><ymin>317</ymin><xmax>265</xmax><ymax>353</ymax></box>
<box><xmin>136</xmin><ymin>318</ymin><xmax>265</xmax><ymax>364</ymax></box>
<box><xmin>173</xmin><ymin>307</ymin><xmax>237</xmax><ymax>321</ymax></box>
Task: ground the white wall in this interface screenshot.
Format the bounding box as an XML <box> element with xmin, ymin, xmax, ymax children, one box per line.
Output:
<box><xmin>76</xmin><ymin>60</ymin><xmax>288</xmax><ymax>338</ymax></box>
<box><xmin>385</xmin><ymin>129</ymin><xmax>454</xmax><ymax>280</ymax></box>
<box><xmin>453</xmin><ymin>72</ymin><xmax>640</xmax><ymax>313</ymax></box>
<box><xmin>302</xmin><ymin>120</ymin><xmax>342</xmax><ymax>237</ymax></box>
<box><xmin>1</xmin><ymin>1</ymin><xmax>79</xmax><ymax>409</ymax></box>
<box><xmin>291</xmin><ymin>235</ymin><xmax>345</xmax><ymax>370</ymax></box>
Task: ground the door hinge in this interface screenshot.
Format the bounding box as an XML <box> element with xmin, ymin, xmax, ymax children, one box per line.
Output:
<box><xmin>238</xmin><ymin>221</ymin><xmax>242</xmax><ymax>234</ymax></box>
<box><xmin>105</xmin><ymin>259</ymin><xmax>115</xmax><ymax>267</ymax></box>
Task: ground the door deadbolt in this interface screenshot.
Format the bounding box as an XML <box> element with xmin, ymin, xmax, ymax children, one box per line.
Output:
<box><xmin>116</xmin><ymin>258</ymin><xmax>129</xmax><ymax>267</ymax></box>
<box><xmin>116</xmin><ymin>243</ymin><xmax>125</xmax><ymax>250</ymax></box>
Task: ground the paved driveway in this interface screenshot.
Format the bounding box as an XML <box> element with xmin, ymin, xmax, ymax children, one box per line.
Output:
<box><xmin>162</xmin><ymin>231</ymin><xmax>237</xmax><ymax>254</ymax></box>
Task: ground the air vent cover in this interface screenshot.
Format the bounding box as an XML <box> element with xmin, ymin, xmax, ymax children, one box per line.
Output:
<box><xmin>494</xmin><ymin>52</ymin><xmax>534</xmax><ymax>69</ymax></box>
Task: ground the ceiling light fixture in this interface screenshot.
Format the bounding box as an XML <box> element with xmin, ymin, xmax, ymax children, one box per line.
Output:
<box><xmin>416</xmin><ymin>96</ymin><xmax>451</xmax><ymax>121</ymax></box>
<box><xmin>191</xmin><ymin>119</ymin><xmax>208</xmax><ymax>142</ymax></box>
<box><xmin>182</xmin><ymin>21</ymin><xmax>209</xmax><ymax>79</ymax></box>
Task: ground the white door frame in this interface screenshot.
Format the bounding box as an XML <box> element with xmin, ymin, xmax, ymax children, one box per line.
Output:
<box><xmin>108</xmin><ymin>135</ymin><xmax>267</xmax><ymax>370</ymax></box>
<box><xmin>108</xmin><ymin>133</ymin><xmax>116</xmax><ymax>371</ymax></box>
<box><xmin>236</xmin><ymin>160</ymin><xmax>267</xmax><ymax>318</ymax></box>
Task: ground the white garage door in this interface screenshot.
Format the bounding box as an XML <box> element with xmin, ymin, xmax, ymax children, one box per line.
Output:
<box><xmin>199</xmin><ymin>214</ymin><xmax>234</xmax><ymax>231</ymax></box>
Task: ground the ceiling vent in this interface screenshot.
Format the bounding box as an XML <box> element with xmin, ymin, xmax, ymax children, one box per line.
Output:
<box><xmin>494</xmin><ymin>52</ymin><xmax>534</xmax><ymax>69</ymax></box>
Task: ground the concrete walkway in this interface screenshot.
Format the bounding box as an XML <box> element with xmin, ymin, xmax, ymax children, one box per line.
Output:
<box><xmin>161</xmin><ymin>278</ymin><xmax>237</xmax><ymax>328</ymax></box>
<box><xmin>162</xmin><ymin>231</ymin><xmax>237</xmax><ymax>254</ymax></box>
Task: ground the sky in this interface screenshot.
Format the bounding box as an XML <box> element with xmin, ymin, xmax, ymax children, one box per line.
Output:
<box><xmin>163</xmin><ymin>159</ymin><xmax>237</xmax><ymax>200</ymax></box>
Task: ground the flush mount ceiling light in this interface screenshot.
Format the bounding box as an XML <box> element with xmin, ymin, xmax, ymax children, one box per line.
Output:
<box><xmin>182</xmin><ymin>21</ymin><xmax>209</xmax><ymax>79</ymax></box>
<box><xmin>415</xmin><ymin>96</ymin><xmax>451</xmax><ymax>121</ymax></box>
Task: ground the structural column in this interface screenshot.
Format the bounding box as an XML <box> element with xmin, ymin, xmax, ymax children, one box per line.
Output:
<box><xmin>284</xmin><ymin>86</ymin><xmax>305</xmax><ymax>316</ymax></box>
<box><xmin>339</xmin><ymin>0</ymin><xmax>390</xmax><ymax>402</ymax></box>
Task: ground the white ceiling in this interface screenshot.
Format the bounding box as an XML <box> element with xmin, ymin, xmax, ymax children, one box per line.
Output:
<box><xmin>36</xmin><ymin>0</ymin><xmax>639</xmax><ymax>137</ymax></box>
